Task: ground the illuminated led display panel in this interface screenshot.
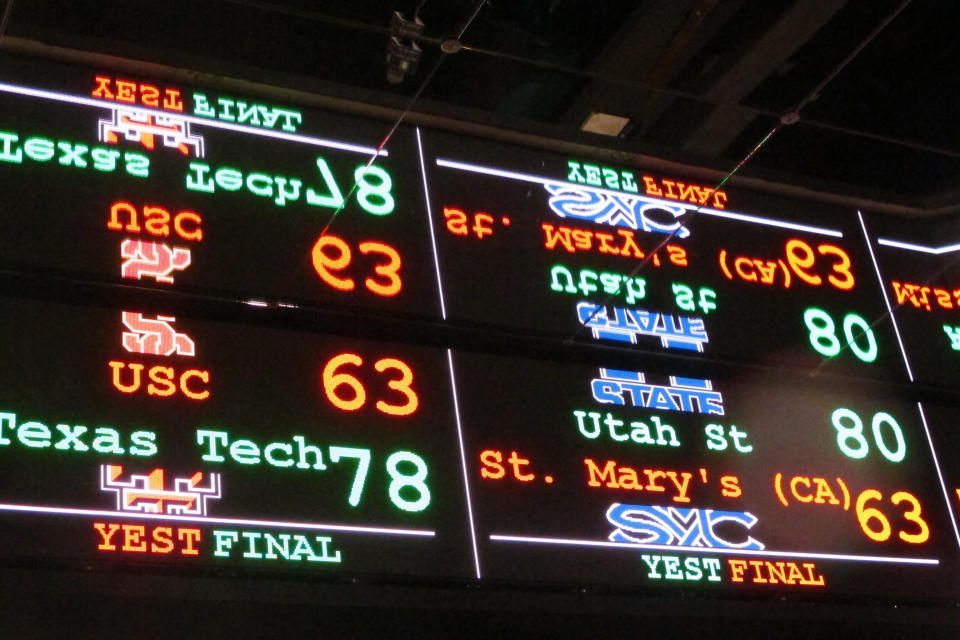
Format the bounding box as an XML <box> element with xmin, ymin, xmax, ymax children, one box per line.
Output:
<box><xmin>0</xmin><ymin>296</ymin><xmax>474</xmax><ymax>578</ymax></box>
<box><xmin>0</xmin><ymin>53</ymin><xmax>940</xmax><ymax>390</ymax></box>
<box><xmin>916</xmin><ymin>402</ymin><xmax>960</xmax><ymax>553</ymax></box>
<box><xmin>862</xmin><ymin>212</ymin><xmax>960</xmax><ymax>388</ymax></box>
<box><xmin>0</xmin><ymin>56</ymin><xmax>440</xmax><ymax>317</ymax></box>
<box><xmin>450</xmin><ymin>350</ymin><xmax>960</xmax><ymax>598</ymax></box>
<box><xmin>2</xmin><ymin>54</ymin><xmax>960</xmax><ymax>605</ymax></box>
<box><xmin>5</xmin><ymin>292</ymin><xmax>957</xmax><ymax>596</ymax></box>
<box><xmin>419</xmin><ymin>132</ymin><xmax>909</xmax><ymax>381</ymax></box>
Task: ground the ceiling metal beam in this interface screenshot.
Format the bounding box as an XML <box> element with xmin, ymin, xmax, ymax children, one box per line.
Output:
<box><xmin>0</xmin><ymin>33</ymin><xmax>934</xmax><ymax>217</ymax></box>
<box><xmin>681</xmin><ymin>0</ymin><xmax>849</xmax><ymax>156</ymax></box>
<box><xmin>618</xmin><ymin>0</ymin><xmax>745</xmax><ymax>136</ymax></box>
<box><xmin>562</xmin><ymin>0</ymin><xmax>728</xmax><ymax>128</ymax></box>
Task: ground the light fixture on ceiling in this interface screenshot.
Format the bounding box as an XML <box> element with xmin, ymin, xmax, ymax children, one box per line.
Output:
<box><xmin>386</xmin><ymin>11</ymin><xmax>424</xmax><ymax>84</ymax></box>
<box><xmin>581</xmin><ymin>112</ymin><xmax>632</xmax><ymax>137</ymax></box>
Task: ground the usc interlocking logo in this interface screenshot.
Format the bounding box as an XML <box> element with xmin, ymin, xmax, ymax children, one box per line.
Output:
<box><xmin>121</xmin><ymin>312</ymin><xmax>195</xmax><ymax>357</ymax></box>
<box><xmin>120</xmin><ymin>239</ymin><xmax>191</xmax><ymax>283</ymax></box>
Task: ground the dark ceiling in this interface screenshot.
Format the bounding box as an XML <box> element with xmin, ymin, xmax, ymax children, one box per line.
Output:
<box><xmin>2</xmin><ymin>0</ymin><xmax>959</xmax><ymax>209</ymax></box>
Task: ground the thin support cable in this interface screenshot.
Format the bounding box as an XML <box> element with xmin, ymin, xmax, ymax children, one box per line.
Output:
<box><xmin>566</xmin><ymin>124</ymin><xmax>781</xmax><ymax>344</ymax></box>
<box><xmin>0</xmin><ymin>0</ymin><xmax>17</xmax><ymax>40</ymax></box>
<box><xmin>193</xmin><ymin>0</ymin><xmax>954</xmax><ymax>162</ymax></box>
<box><xmin>814</xmin><ymin>237</ymin><xmax>960</xmax><ymax>375</ymax></box>
<box><xmin>313</xmin><ymin>0</ymin><xmax>486</xmax><ymax>239</ymax></box>
<box><xmin>414</xmin><ymin>1</ymin><xmax>428</xmax><ymax>21</ymax></box>
<box><xmin>792</xmin><ymin>0</ymin><xmax>914</xmax><ymax>114</ymax></box>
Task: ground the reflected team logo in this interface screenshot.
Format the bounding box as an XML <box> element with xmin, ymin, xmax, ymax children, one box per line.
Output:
<box><xmin>100</xmin><ymin>464</ymin><xmax>221</xmax><ymax>516</ymax></box>
<box><xmin>545</xmin><ymin>184</ymin><xmax>690</xmax><ymax>238</ymax></box>
<box><xmin>111</xmin><ymin>225</ymin><xmax>210</xmax><ymax>400</ymax></box>
<box><xmin>99</xmin><ymin>108</ymin><xmax>205</xmax><ymax>157</ymax></box>
<box><xmin>577</xmin><ymin>302</ymin><xmax>708</xmax><ymax>351</ymax></box>
<box><xmin>91</xmin><ymin>75</ymin><xmax>204</xmax><ymax>157</ymax></box>
<box><xmin>120</xmin><ymin>239</ymin><xmax>192</xmax><ymax>283</ymax></box>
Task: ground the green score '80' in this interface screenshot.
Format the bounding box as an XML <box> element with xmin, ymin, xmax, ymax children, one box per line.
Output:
<box><xmin>804</xmin><ymin>307</ymin><xmax>878</xmax><ymax>363</ymax></box>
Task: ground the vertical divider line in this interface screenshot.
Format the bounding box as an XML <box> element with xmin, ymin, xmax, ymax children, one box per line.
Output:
<box><xmin>416</xmin><ymin>127</ymin><xmax>448</xmax><ymax>319</ymax></box>
<box><xmin>446</xmin><ymin>349</ymin><xmax>482</xmax><ymax>578</ymax></box>
<box><xmin>916</xmin><ymin>402</ymin><xmax>960</xmax><ymax>549</ymax></box>
<box><xmin>856</xmin><ymin>210</ymin><xmax>914</xmax><ymax>381</ymax></box>
<box><xmin>416</xmin><ymin>127</ymin><xmax>480</xmax><ymax>577</ymax></box>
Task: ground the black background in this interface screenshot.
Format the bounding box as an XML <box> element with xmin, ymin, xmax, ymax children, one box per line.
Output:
<box><xmin>1</xmin><ymin>55</ymin><xmax>959</xmax><ymax>630</ymax></box>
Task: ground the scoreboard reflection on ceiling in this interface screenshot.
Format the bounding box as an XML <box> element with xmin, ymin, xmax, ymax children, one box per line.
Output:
<box><xmin>1</xmin><ymin>54</ymin><xmax>960</xmax><ymax>601</ymax></box>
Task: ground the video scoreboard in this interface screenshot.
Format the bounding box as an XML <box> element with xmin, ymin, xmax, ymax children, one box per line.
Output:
<box><xmin>1</xmin><ymin>53</ymin><xmax>959</xmax><ymax>602</ymax></box>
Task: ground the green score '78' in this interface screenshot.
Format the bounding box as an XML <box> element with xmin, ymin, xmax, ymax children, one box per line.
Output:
<box><xmin>329</xmin><ymin>447</ymin><xmax>431</xmax><ymax>512</ymax></box>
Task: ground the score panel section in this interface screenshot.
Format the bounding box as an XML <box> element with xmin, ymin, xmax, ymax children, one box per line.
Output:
<box><xmin>0</xmin><ymin>58</ymin><xmax>440</xmax><ymax>317</ymax></box>
<box><xmin>420</xmin><ymin>132</ymin><xmax>907</xmax><ymax>381</ymax></box>
<box><xmin>916</xmin><ymin>401</ymin><xmax>960</xmax><ymax>552</ymax></box>
<box><xmin>450</xmin><ymin>350</ymin><xmax>958</xmax><ymax>597</ymax></box>
<box><xmin>0</xmin><ymin>296</ymin><xmax>474</xmax><ymax>579</ymax></box>
<box><xmin>864</xmin><ymin>213</ymin><xmax>960</xmax><ymax>388</ymax></box>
